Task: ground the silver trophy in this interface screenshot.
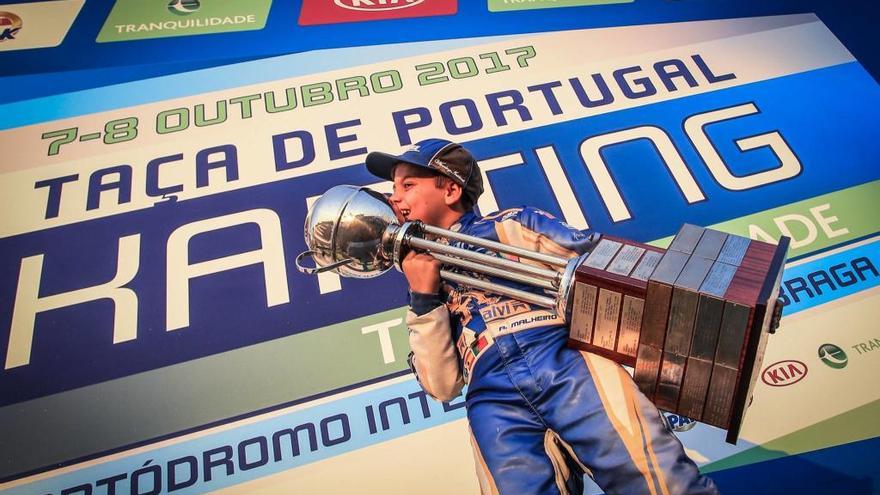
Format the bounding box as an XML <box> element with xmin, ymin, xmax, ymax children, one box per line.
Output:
<box><xmin>294</xmin><ymin>184</ymin><xmax>586</xmax><ymax>318</ymax></box>
<box><xmin>295</xmin><ymin>184</ymin><xmax>790</xmax><ymax>444</ymax></box>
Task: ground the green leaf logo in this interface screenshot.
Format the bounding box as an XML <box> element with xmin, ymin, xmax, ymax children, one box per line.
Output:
<box><xmin>168</xmin><ymin>0</ymin><xmax>200</xmax><ymax>16</ymax></box>
<box><xmin>818</xmin><ymin>343</ymin><xmax>848</xmax><ymax>369</ymax></box>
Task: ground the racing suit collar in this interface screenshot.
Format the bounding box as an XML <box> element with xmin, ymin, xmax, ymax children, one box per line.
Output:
<box><xmin>449</xmin><ymin>210</ymin><xmax>479</xmax><ymax>233</ymax></box>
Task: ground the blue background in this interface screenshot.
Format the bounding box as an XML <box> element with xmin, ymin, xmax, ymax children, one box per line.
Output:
<box><xmin>1</xmin><ymin>1</ymin><xmax>879</xmax><ymax>493</ymax></box>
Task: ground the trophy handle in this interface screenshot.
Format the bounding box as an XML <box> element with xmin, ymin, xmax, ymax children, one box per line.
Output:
<box><xmin>295</xmin><ymin>250</ymin><xmax>355</xmax><ymax>275</ymax></box>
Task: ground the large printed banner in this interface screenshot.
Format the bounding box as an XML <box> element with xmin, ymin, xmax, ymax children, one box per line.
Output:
<box><xmin>1</xmin><ymin>13</ymin><xmax>879</xmax><ymax>494</ymax></box>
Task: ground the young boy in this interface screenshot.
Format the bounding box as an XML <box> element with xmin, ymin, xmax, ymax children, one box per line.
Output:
<box><xmin>366</xmin><ymin>138</ymin><xmax>720</xmax><ymax>494</ymax></box>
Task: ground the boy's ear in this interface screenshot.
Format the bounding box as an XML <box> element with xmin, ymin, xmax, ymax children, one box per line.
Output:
<box><xmin>443</xmin><ymin>180</ymin><xmax>464</xmax><ymax>207</ymax></box>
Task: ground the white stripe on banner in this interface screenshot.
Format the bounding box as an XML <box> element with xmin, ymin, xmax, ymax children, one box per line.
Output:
<box><xmin>0</xmin><ymin>14</ymin><xmax>854</xmax><ymax>238</ymax></box>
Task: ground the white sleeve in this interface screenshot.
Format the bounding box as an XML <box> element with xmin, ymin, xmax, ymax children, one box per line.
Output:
<box><xmin>406</xmin><ymin>305</ymin><xmax>465</xmax><ymax>402</ymax></box>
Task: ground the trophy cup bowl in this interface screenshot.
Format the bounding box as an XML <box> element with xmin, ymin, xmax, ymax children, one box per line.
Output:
<box><xmin>296</xmin><ymin>184</ymin><xmax>399</xmax><ymax>279</ymax></box>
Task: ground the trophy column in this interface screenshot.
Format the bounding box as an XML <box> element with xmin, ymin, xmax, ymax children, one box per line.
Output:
<box><xmin>566</xmin><ymin>224</ymin><xmax>788</xmax><ymax>444</ymax></box>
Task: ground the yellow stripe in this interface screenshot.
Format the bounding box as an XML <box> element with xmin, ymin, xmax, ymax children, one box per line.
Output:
<box><xmin>544</xmin><ymin>430</ymin><xmax>571</xmax><ymax>495</ymax></box>
<box><xmin>519</xmin><ymin>224</ymin><xmax>578</xmax><ymax>259</ymax></box>
<box><xmin>580</xmin><ymin>352</ymin><xmax>659</xmax><ymax>495</ymax></box>
<box><xmin>494</xmin><ymin>221</ymin><xmax>551</xmax><ymax>270</ymax></box>
<box><xmin>470</xmin><ymin>427</ymin><xmax>500</xmax><ymax>495</ymax></box>
<box><xmin>549</xmin><ymin>429</ymin><xmax>594</xmax><ymax>480</ymax></box>
<box><xmin>494</xmin><ymin>221</ymin><xmax>511</xmax><ymax>248</ymax></box>
<box><xmin>617</xmin><ymin>367</ymin><xmax>671</xmax><ymax>495</ymax></box>
<box><xmin>631</xmin><ymin>395</ymin><xmax>672</xmax><ymax>495</ymax></box>
<box><xmin>495</xmin><ymin>220</ymin><xmax>578</xmax><ymax>266</ymax></box>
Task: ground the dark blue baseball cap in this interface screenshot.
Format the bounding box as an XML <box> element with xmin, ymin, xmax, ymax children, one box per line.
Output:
<box><xmin>365</xmin><ymin>138</ymin><xmax>483</xmax><ymax>206</ymax></box>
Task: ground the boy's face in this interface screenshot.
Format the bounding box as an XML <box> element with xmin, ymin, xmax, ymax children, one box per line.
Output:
<box><xmin>390</xmin><ymin>163</ymin><xmax>455</xmax><ymax>227</ymax></box>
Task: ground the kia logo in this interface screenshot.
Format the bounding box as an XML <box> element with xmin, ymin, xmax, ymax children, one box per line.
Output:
<box><xmin>334</xmin><ymin>0</ymin><xmax>425</xmax><ymax>11</ymax></box>
<box><xmin>761</xmin><ymin>360</ymin><xmax>807</xmax><ymax>387</ymax></box>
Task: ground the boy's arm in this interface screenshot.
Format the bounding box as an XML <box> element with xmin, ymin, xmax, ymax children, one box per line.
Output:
<box><xmin>401</xmin><ymin>251</ymin><xmax>464</xmax><ymax>402</ymax></box>
<box><xmin>406</xmin><ymin>301</ymin><xmax>464</xmax><ymax>402</ymax></box>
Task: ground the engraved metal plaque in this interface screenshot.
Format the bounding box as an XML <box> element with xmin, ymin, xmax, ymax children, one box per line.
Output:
<box><xmin>584</xmin><ymin>239</ymin><xmax>622</xmax><ymax>270</ymax></box>
<box><xmin>593</xmin><ymin>288</ymin><xmax>622</xmax><ymax>350</ymax></box>
<box><xmin>651</xmin><ymin>250</ymin><xmax>689</xmax><ymax>285</ymax></box>
<box><xmin>717</xmin><ymin>235</ymin><xmax>750</xmax><ymax>266</ymax></box>
<box><xmin>607</xmin><ymin>245</ymin><xmax>646</xmax><ymax>276</ymax></box>
<box><xmin>693</xmin><ymin>229</ymin><xmax>728</xmax><ymax>260</ymax></box>
<box><xmin>668</xmin><ymin>224</ymin><xmax>704</xmax><ymax>254</ymax></box>
<box><xmin>631</xmin><ymin>250</ymin><xmax>662</xmax><ymax>281</ymax></box>
<box><xmin>700</xmin><ymin>261</ymin><xmax>738</xmax><ymax>297</ymax></box>
<box><xmin>617</xmin><ymin>295</ymin><xmax>644</xmax><ymax>357</ymax></box>
<box><xmin>570</xmin><ymin>282</ymin><xmax>598</xmax><ymax>344</ymax></box>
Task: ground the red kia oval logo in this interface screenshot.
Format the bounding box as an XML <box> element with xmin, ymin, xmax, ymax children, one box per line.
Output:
<box><xmin>334</xmin><ymin>0</ymin><xmax>425</xmax><ymax>11</ymax></box>
<box><xmin>761</xmin><ymin>360</ymin><xmax>807</xmax><ymax>387</ymax></box>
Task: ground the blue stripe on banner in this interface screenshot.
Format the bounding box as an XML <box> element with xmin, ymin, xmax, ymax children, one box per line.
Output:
<box><xmin>0</xmin><ymin>379</ymin><xmax>467</xmax><ymax>495</ymax></box>
<box><xmin>1</xmin><ymin>62</ymin><xmax>878</xmax><ymax>406</ymax></box>
<box><xmin>779</xmin><ymin>238</ymin><xmax>880</xmax><ymax>315</ymax></box>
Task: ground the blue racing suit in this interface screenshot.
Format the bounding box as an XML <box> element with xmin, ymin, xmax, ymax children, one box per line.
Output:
<box><xmin>405</xmin><ymin>207</ymin><xmax>720</xmax><ymax>495</ymax></box>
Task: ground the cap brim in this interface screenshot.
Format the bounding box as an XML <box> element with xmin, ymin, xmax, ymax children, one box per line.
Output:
<box><xmin>364</xmin><ymin>152</ymin><xmax>398</xmax><ymax>181</ymax></box>
<box><xmin>365</xmin><ymin>151</ymin><xmax>432</xmax><ymax>181</ymax></box>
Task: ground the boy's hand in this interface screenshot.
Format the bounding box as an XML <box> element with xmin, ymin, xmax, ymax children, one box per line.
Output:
<box><xmin>401</xmin><ymin>250</ymin><xmax>441</xmax><ymax>294</ymax></box>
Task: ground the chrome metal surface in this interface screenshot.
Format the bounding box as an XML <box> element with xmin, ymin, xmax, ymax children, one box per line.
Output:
<box><xmin>301</xmin><ymin>184</ymin><xmax>398</xmax><ymax>278</ymax></box>
<box><xmin>556</xmin><ymin>255</ymin><xmax>587</xmax><ymax>318</ymax></box>
<box><xmin>440</xmin><ymin>270</ymin><xmax>557</xmax><ymax>310</ymax></box>
<box><xmin>431</xmin><ymin>253</ymin><xmax>557</xmax><ymax>290</ymax></box>
<box><xmin>294</xmin><ymin>250</ymin><xmax>355</xmax><ymax>275</ymax></box>
<box><xmin>423</xmin><ymin>224</ymin><xmax>569</xmax><ymax>268</ymax></box>
<box><xmin>391</xmin><ymin>222</ymin><xmax>416</xmax><ymax>273</ymax></box>
<box><xmin>409</xmin><ymin>236</ymin><xmax>560</xmax><ymax>283</ymax></box>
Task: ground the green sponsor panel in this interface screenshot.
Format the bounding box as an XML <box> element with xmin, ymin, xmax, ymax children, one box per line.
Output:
<box><xmin>488</xmin><ymin>0</ymin><xmax>633</xmax><ymax>12</ymax></box>
<box><xmin>97</xmin><ymin>0</ymin><xmax>271</xmax><ymax>43</ymax></box>
<box><xmin>702</xmin><ymin>398</ymin><xmax>880</xmax><ymax>473</ymax></box>
<box><xmin>649</xmin><ymin>180</ymin><xmax>880</xmax><ymax>257</ymax></box>
<box><xmin>0</xmin><ymin>306</ymin><xmax>410</xmax><ymax>479</ymax></box>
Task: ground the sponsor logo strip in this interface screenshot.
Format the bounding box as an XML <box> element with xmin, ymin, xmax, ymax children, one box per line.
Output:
<box><xmin>0</xmin><ymin>0</ymin><xmax>83</xmax><ymax>52</ymax></box>
<box><xmin>97</xmin><ymin>0</ymin><xmax>272</xmax><ymax>42</ymax></box>
<box><xmin>299</xmin><ymin>0</ymin><xmax>457</xmax><ymax>26</ymax></box>
<box><xmin>488</xmin><ymin>0</ymin><xmax>632</xmax><ymax>12</ymax></box>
